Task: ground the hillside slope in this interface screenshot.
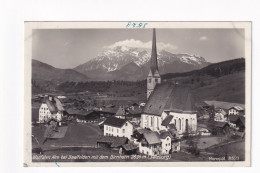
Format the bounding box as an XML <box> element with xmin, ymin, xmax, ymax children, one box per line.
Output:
<box><xmin>32</xmin><ymin>59</ymin><xmax>89</xmax><ymax>82</ymax></box>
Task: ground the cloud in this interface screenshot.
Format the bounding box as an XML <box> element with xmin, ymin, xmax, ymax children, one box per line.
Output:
<box><xmin>104</xmin><ymin>39</ymin><xmax>178</xmax><ymax>51</ymax></box>
<box><xmin>199</xmin><ymin>36</ymin><xmax>209</xmax><ymax>41</ymax></box>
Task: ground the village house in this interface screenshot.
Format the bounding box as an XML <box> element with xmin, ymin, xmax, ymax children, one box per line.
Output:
<box><xmin>115</xmin><ymin>105</ymin><xmax>127</xmax><ymax>119</ymax></box>
<box><xmin>228</xmin><ymin>106</ymin><xmax>244</xmax><ymax>116</ymax></box>
<box><xmin>138</xmin><ymin>131</ymin><xmax>162</xmax><ymax>156</ymax></box>
<box><xmin>228</xmin><ymin>115</ymin><xmax>245</xmax><ymax>132</ymax></box>
<box><xmin>103</xmin><ymin>117</ymin><xmax>133</xmax><ymax>139</ymax></box>
<box><xmin>39</xmin><ymin>96</ymin><xmax>65</xmax><ymax>123</ymax></box>
<box><xmin>208</xmin><ymin>122</ymin><xmax>230</xmax><ymax>135</ymax></box>
<box><xmin>214</xmin><ymin>108</ymin><xmax>228</xmax><ymax>122</ymax></box>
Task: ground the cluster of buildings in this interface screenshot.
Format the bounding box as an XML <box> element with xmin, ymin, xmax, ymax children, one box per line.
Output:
<box><xmin>36</xmin><ymin>29</ymin><xmax>245</xmax><ymax>157</ymax></box>
<box><xmin>97</xmin><ymin>29</ymin><xmax>197</xmax><ymax>156</ymax></box>
<box><xmin>209</xmin><ymin>101</ymin><xmax>245</xmax><ymax>132</ymax></box>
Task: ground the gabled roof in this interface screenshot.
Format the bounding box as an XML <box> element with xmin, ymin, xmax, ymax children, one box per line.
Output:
<box><xmin>104</xmin><ymin>117</ymin><xmax>127</xmax><ymax>128</ymax></box>
<box><xmin>159</xmin><ymin>131</ymin><xmax>173</xmax><ymax>139</ymax></box>
<box><xmin>216</xmin><ymin>109</ymin><xmax>227</xmax><ymax>116</ymax></box>
<box><xmin>128</xmin><ymin>107</ymin><xmax>142</xmax><ymax>115</ymax></box>
<box><xmin>161</xmin><ymin>115</ymin><xmax>173</xmax><ymax>126</ymax></box>
<box><xmin>43</xmin><ymin>96</ymin><xmax>65</xmax><ymax>114</ymax></box>
<box><xmin>115</xmin><ymin>106</ymin><xmax>126</xmax><ymax>116</ymax></box>
<box><xmin>135</xmin><ymin>128</ymin><xmax>151</xmax><ymax>135</ymax></box>
<box><xmin>122</xmin><ymin>143</ymin><xmax>138</xmax><ymax>151</ymax></box>
<box><xmin>229</xmin><ymin>106</ymin><xmax>244</xmax><ymax>111</ymax></box>
<box><xmin>143</xmin><ymin>83</ymin><xmax>174</xmax><ymax>116</ymax></box>
<box><xmin>164</xmin><ymin>85</ymin><xmax>197</xmax><ymax>113</ymax></box>
<box><xmin>143</xmin><ymin>132</ymin><xmax>161</xmax><ymax>145</ymax></box>
<box><xmin>143</xmin><ymin>84</ymin><xmax>198</xmax><ymax>116</ymax></box>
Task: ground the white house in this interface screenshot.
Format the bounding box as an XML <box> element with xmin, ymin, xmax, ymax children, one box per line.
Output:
<box><xmin>214</xmin><ymin>109</ymin><xmax>228</xmax><ymax>122</ymax></box>
<box><xmin>228</xmin><ymin>106</ymin><xmax>244</xmax><ymax>116</ymax></box>
<box><xmin>39</xmin><ymin>96</ymin><xmax>65</xmax><ymax>123</ymax></box>
<box><xmin>103</xmin><ymin>117</ymin><xmax>133</xmax><ymax>139</ymax></box>
<box><xmin>138</xmin><ymin>131</ymin><xmax>162</xmax><ymax>156</ymax></box>
<box><xmin>159</xmin><ymin>131</ymin><xmax>173</xmax><ymax>155</ymax></box>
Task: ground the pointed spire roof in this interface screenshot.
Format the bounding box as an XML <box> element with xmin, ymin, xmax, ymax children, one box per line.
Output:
<box><xmin>150</xmin><ymin>28</ymin><xmax>159</xmax><ymax>75</ymax></box>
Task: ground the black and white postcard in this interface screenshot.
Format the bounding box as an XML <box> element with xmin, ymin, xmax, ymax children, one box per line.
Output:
<box><xmin>24</xmin><ymin>22</ymin><xmax>251</xmax><ymax>166</ymax></box>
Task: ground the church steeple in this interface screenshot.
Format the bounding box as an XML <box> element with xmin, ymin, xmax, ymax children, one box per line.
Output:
<box><xmin>147</xmin><ymin>28</ymin><xmax>161</xmax><ymax>99</ymax></box>
<box><xmin>150</xmin><ymin>28</ymin><xmax>159</xmax><ymax>75</ymax></box>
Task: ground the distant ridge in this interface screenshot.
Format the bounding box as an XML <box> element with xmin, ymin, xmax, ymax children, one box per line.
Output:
<box><xmin>32</xmin><ymin>59</ymin><xmax>89</xmax><ymax>82</ymax></box>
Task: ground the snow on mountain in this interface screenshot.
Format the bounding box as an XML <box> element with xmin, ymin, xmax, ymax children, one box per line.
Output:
<box><xmin>74</xmin><ymin>46</ymin><xmax>210</xmax><ymax>80</ymax></box>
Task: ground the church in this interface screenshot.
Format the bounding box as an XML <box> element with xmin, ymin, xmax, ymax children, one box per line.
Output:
<box><xmin>141</xmin><ymin>29</ymin><xmax>197</xmax><ymax>135</ymax></box>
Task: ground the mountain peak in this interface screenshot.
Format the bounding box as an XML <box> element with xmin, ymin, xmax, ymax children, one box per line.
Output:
<box><xmin>74</xmin><ymin>47</ymin><xmax>210</xmax><ymax>81</ymax></box>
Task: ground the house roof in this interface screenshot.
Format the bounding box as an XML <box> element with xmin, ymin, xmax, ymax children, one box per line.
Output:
<box><xmin>164</xmin><ymin>85</ymin><xmax>197</xmax><ymax>113</ymax></box>
<box><xmin>159</xmin><ymin>131</ymin><xmax>173</xmax><ymax>139</ymax></box>
<box><xmin>135</xmin><ymin>128</ymin><xmax>151</xmax><ymax>135</ymax></box>
<box><xmin>143</xmin><ymin>84</ymin><xmax>198</xmax><ymax>116</ymax></box>
<box><xmin>229</xmin><ymin>106</ymin><xmax>244</xmax><ymax>111</ymax></box>
<box><xmin>216</xmin><ymin>109</ymin><xmax>227</xmax><ymax>116</ymax></box>
<box><xmin>161</xmin><ymin>115</ymin><xmax>173</xmax><ymax>126</ymax></box>
<box><xmin>128</xmin><ymin>107</ymin><xmax>142</xmax><ymax>115</ymax></box>
<box><xmin>122</xmin><ymin>143</ymin><xmax>138</xmax><ymax>151</ymax></box>
<box><xmin>143</xmin><ymin>83</ymin><xmax>175</xmax><ymax>116</ymax></box>
<box><xmin>66</xmin><ymin>108</ymin><xmax>87</xmax><ymax>115</ymax></box>
<box><xmin>44</xmin><ymin>97</ymin><xmax>65</xmax><ymax>114</ymax></box>
<box><xmin>115</xmin><ymin>106</ymin><xmax>126</xmax><ymax>116</ymax></box>
<box><xmin>143</xmin><ymin>132</ymin><xmax>161</xmax><ymax>145</ymax></box>
<box><xmin>104</xmin><ymin>117</ymin><xmax>127</xmax><ymax>128</ymax></box>
<box><xmin>96</xmin><ymin>136</ymin><xmax>127</xmax><ymax>148</ymax></box>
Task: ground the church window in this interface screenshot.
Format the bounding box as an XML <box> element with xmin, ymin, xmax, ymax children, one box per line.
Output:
<box><xmin>149</xmin><ymin>79</ymin><xmax>152</xmax><ymax>83</ymax></box>
<box><xmin>123</xmin><ymin>129</ymin><xmax>125</xmax><ymax>133</ymax></box>
<box><xmin>155</xmin><ymin>78</ymin><xmax>158</xmax><ymax>83</ymax></box>
<box><xmin>178</xmin><ymin>118</ymin><xmax>181</xmax><ymax>130</ymax></box>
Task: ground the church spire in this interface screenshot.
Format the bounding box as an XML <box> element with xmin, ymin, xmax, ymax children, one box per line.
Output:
<box><xmin>150</xmin><ymin>28</ymin><xmax>159</xmax><ymax>75</ymax></box>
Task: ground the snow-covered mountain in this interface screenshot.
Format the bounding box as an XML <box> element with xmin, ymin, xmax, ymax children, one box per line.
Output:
<box><xmin>74</xmin><ymin>46</ymin><xmax>210</xmax><ymax>81</ymax></box>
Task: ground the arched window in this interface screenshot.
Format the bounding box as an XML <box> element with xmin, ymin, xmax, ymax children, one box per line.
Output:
<box><xmin>185</xmin><ymin>119</ymin><xmax>189</xmax><ymax>133</ymax></box>
<box><xmin>149</xmin><ymin>79</ymin><xmax>152</xmax><ymax>83</ymax></box>
<box><xmin>178</xmin><ymin>118</ymin><xmax>181</xmax><ymax>130</ymax></box>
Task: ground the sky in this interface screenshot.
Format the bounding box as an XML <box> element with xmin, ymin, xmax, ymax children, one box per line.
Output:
<box><xmin>32</xmin><ymin>28</ymin><xmax>245</xmax><ymax>69</ymax></box>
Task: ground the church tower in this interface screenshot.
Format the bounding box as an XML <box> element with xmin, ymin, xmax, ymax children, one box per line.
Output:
<box><xmin>147</xmin><ymin>28</ymin><xmax>161</xmax><ymax>99</ymax></box>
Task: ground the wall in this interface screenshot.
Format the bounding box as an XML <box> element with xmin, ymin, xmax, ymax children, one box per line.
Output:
<box><xmin>141</xmin><ymin>111</ymin><xmax>197</xmax><ymax>134</ymax></box>
<box><xmin>168</xmin><ymin>112</ymin><xmax>197</xmax><ymax>134</ymax></box>
<box><xmin>39</xmin><ymin>103</ymin><xmax>51</xmax><ymax>123</ymax></box>
<box><xmin>104</xmin><ymin>121</ymin><xmax>133</xmax><ymax>139</ymax></box>
<box><xmin>139</xmin><ymin>143</ymin><xmax>161</xmax><ymax>156</ymax></box>
<box><xmin>160</xmin><ymin>136</ymin><xmax>172</xmax><ymax>154</ymax></box>
<box><xmin>141</xmin><ymin>114</ymin><xmax>162</xmax><ymax>131</ymax></box>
